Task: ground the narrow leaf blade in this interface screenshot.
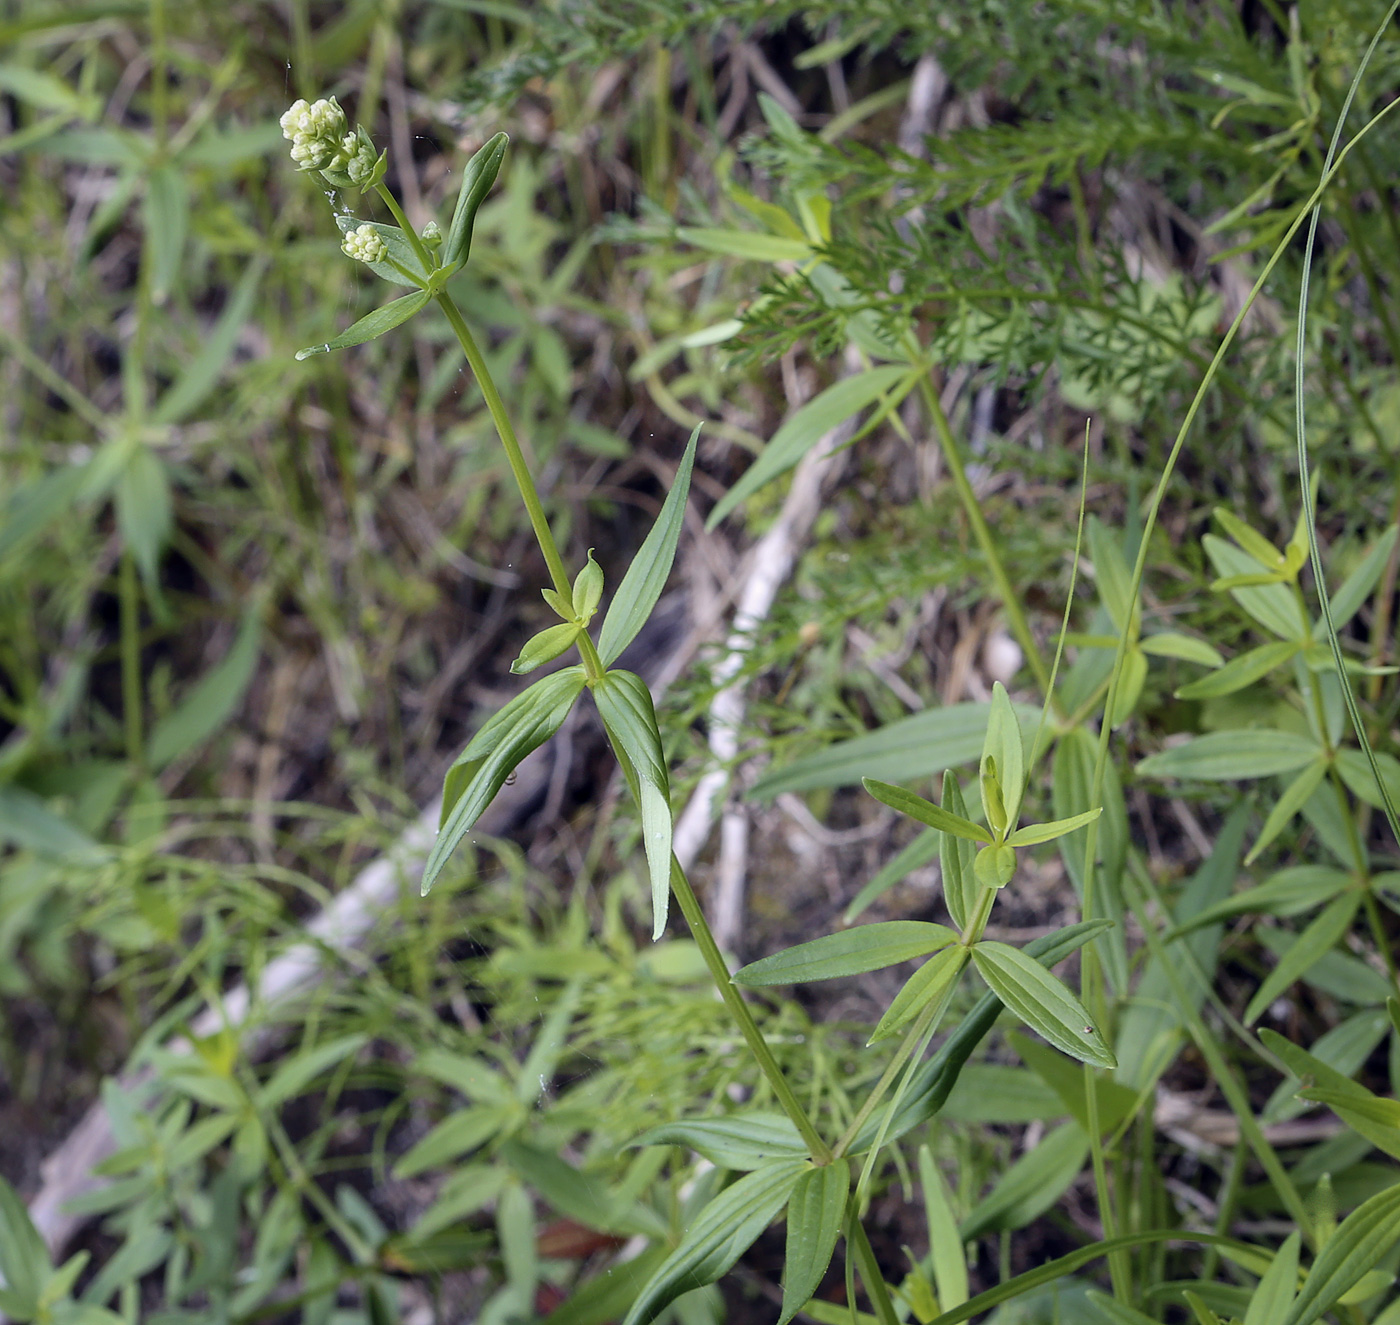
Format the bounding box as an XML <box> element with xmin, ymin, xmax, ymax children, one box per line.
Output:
<box><xmin>733</xmin><ymin>922</ymin><xmax>957</xmax><ymax>987</ymax></box>
<box><xmin>971</xmin><ymin>941</ymin><xmax>1117</xmax><ymax>1068</ymax></box>
<box><xmin>598</xmin><ymin>424</ymin><xmax>699</xmax><ymax>666</ymax></box>
<box><xmin>779</xmin><ymin>1163</ymin><xmax>849</xmax><ymax>1325</ymax></box>
<box><xmin>862</xmin><ymin>778</ymin><xmax>990</xmax><ymax>842</ymax></box>
<box><xmin>296</xmin><ymin>289</ymin><xmax>432</xmax><ymax>359</ymax></box>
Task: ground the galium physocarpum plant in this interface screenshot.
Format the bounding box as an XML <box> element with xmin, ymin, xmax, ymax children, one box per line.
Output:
<box><xmin>283</xmin><ymin>100</ymin><xmax>1129</xmax><ymax>1325</ymax></box>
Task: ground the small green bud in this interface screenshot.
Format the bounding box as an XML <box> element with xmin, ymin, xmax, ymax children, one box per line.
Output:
<box><xmin>572</xmin><ymin>551</ymin><xmax>604</xmax><ymax>623</ymax></box>
<box><xmin>342</xmin><ymin>223</ymin><xmax>387</xmax><ymax>264</ymax></box>
<box><xmin>973</xmin><ymin>843</ymin><xmax>1016</xmax><ymax>890</ymax></box>
<box><xmin>421</xmin><ymin>220</ymin><xmax>443</xmax><ymax>247</ymax></box>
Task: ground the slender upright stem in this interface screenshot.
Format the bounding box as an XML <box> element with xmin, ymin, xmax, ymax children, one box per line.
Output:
<box><xmin>668</xmin><ymin>859</ymin><xmax>831</xmax><ymax>1162</ymax></box>
<box><xmin>915</xmin><ymin>373</ymin><xmax>1053</xmax><ymax>698</ymax></box>
<box><xmin>428</xmin><ymin>247</ymin><xmax>813</xmax><ymax>1150</ymax></box>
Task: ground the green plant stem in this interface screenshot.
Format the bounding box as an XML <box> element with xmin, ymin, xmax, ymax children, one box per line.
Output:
<box><xmin>119</xmin><ymin>550</ymin><xmax>144</xmax><ymax>770</ymax></box>
<box><xmin>915</xmin><ymin>373</ymin><xmax>1053</xmax><ymax>698</ymax></box>
<box><xmin>667</xmin><ymin>859</ymin><xmax>831</xmax><ymax>1162</ymax></box>
<box><xmin>847</xmin><ymin>1211</ymin><xmax>900</xmax><ymax>1325</ymax></box>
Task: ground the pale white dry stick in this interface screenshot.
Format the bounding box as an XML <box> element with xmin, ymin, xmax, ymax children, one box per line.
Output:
<box><xmin>672</xmin><ymin>346</ymin><xmax>863</xmax><ymax>949</ymax></box>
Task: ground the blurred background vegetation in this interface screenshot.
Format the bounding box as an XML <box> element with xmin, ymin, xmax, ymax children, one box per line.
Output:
<box><xmin>3</xmin><ymin>0</ymin><xmax>1400</xmax><ymax>1321</ymax></box>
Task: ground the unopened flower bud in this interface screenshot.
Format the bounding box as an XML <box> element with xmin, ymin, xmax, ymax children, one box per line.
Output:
<box><xmin>342</xmin><ymin>223</ymin><xmax>386</xmax><ymax>264</ymax></box>
<box><xmin>421</xmin><ymin>220</ymin><xmax>442</xmax><ymax>247</ymax></box>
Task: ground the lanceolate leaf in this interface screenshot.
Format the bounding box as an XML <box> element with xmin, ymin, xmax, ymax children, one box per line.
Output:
<box><xmin>1261</xmin><ymin>1029</ymin><xmax>1400</xmax><ymax>1161</ymax></box>
<box><xmin>959</xmin><ymin>1121</ymin><xmax>1090</xmax><ymax>1240</ymax></box>
<box><xmin>862</xmin><ymin>778</ymin><xmax>990</xmax><ymax>843</ymax></box>
<box><xmin>148</xmin><ymin>611</ymin><xmax>261</xmax><ymax>767</ymax></box>
<box><xmin>732</xmin><ymin>921</ymin><xmax>957</xmax><ymax>987</ymax></box>
<box><xmin>630</xmin><ymin>1112</ymin><xmax>807</xmax><ymax>1170</ymax></box>
<box><xmin>592</xmin><ymin>670</ymin><xmax>671</xmax><ymax>938</ymax></box>
<box><xmin>1136</xmin><ymin>729</ymin><xmax>1320</xmax><ymax>781</ymax></box>
<box><xmin>1242</xmin><ymin>892</ymin><xmax>1360</xmax><ymax>1025</ymax></box>
<box><xmin>621</xmin><ymin>1161</ymin><xmax>807</xmax><ymax>1325</ymax></box>
<box><xmin>1280</xmin><ymin>1182</ymin><xmax>1400</xmax><ymax>1325</ymax></box>
<box><xmin>870</xmin><ymin>946</ymin><xmax>968</xmax><ymax>1043</ymax></box>
<box><xmin>940</xmin><ymin>771</ymin><xmax>978</xmax><ymax>931</ymax></box>
<box><xmin>1243</xmin><ymin>1233</ymin><xmax>1300</xmax><ymax>1325</ymax></box>
<box><xmin>971</xmin><ymin>941</ymin><xmax>1117</xmax><ymax>1069</ymax></box>
<box><xmin>779</xmin><ymin>1163</ymin><xmax>849</xmax><ymax>1325</ymax></box>
<box><xmin>918</xmin><ymin>1146</ymin><xmax>968</xmax><ymax>1310</ymax></box>
<box><xmin>1005</xmin><ymin>807</ymin><xmax>1101</xmax><ymax>847</ymax></box>
<box><xmin>597</xmin><ymin>424</ymin><xmax>699</xmax><ymax>666</ymax></box>
<box><xmin>296</xmin><ymin>289</ymin><xmax>432</xmax><ymax>359</ymax></box>
<box><xmin>1318</xmin><ymin>523</ymin><xmax>1398</xmax><ymax>635</ymax></box>
<box><xmin>443</xmin><ymin>131</ymin><xmax>509</xmax><ymax>270</ymax></box>
<box><xmin>708</xmin><ymin>366</ymin><xmax>913</xmax><ymax>529</ymax></box>
<box><xmin>425</xmin><ymin>667</ymin><xmax>587</xmax><ymax>894</ymax></box>
<box><xmin>752</xmin><ymin>701</ymin><xmax>1039</xmax><ymax>798</ymax></box>
<box><xmin>115</xmin><ymin>443</ymin><xmax>171</xmax><ymax>587</ymax></box>
<box><xmin>981</xmin><ymin>682</ymin><xmax>1025</xmax><ymax>831</ymax></box>
<box><xmin>1175</xmin><ymin>640</ymin><xmax>1301</xmax><ymax>700</ymax></box>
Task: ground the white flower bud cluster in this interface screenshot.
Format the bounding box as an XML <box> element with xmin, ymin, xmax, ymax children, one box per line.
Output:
<box><xmin>341</xmin><ymin>223</ymin><xmax>387</xmax><ymax>264</ymax></box>
<box><xmin>280</xmin><ymin>97</ymin><xmax>348</xmax><ymax>173</ymax></box>
<box><xmin>340</xmin><ymin>133</ymin><xmax>378</xmax><ymax>186</ymax></box>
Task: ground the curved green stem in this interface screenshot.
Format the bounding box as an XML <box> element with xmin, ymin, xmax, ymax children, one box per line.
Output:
<box><xmin>915</xmin><ymin>373</ymin><xmax>1054</xmax><ymax>699</ymax></box>
<box><xmin>667</xmin><ymin>858</ymin><xmax>831</xmax><ymax>1162</ymax></box>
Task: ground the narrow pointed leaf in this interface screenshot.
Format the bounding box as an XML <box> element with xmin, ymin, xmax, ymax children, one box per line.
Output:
<box><xmin>676</xmin><ymin>226</ymin><xmax>811</xmax><ymax>262</ymax></box>
<box><xmin>510</xmin><ymin>621</ymin><xmax>581</xmax><ymax>674</ymax></box>
<box><xmin>154</xmin><ymin>258</ymin><xmax>265</xmax><ymax>424</ymax></box>
<box><xmin>708</xmin><ymin>366</ymin><xmax>912</xmax><ymax>528</ymax></box>
<box><xmin>919</xmin><ymin>1145</ymin><xmax>968</xmax><ymax>1310</ymax></box>
<box><xmin>982</xmin><ymin>682</ymin><xmax>1026</xmax><ymax>829</ymax></box>
<box><xmin>1006</xmin><ymin>807</ymin><xmax>1102</xmax><ymax>847</ymax></box>
<box><xmin>1137</xmin><ymin>729</ymin><xmax>1320</xmax><ymax>781</ymax></box>
<box><xmin>862</xmin><ymin>778</ymin><xmax>990</xmax><ymax>842</ymax></box>
<box><xmin>1317</xmin><ymin>524</ymin><xmax>1398</xmax><ymax>636</ymax></box>
<box><xmin>733</xmin><ymin>921</ymin><xmax>957</xmax><ymax>987</ymax></box>
<box><xmin>630</xmin><ymin>1112</ymin><xmax>807</xmax><ymax>1170</ymax></box>
<box><xmin>1204</xmin><ymin>534</ymin><xmax>1309</xmax><ymax>640</ymax></box>
<box><xmin>426</xmin><ymin>667</ymin><xmax>586</xmax><ymax>893</ymax></box>
<box><xmin>940</xmin><ymin>771</ymin><xmax>978</xmax><ymax>931</ymax></box>
<box><xmin>1176</xmin><ymin>639</ymin><xmax>1301</xmax><ymax>700</ymax></box>
<box><xmin>870</xmin><ymin>946</ymin><xmax>968</xmax><ymax>1043</ymax></box>
<box><xmin>1280</xmin><ymin>1183</ymin><xmax>1400</xmax><ymax>1325</ymax></box>
<box><xmin>1245</xmin><ymin>760</ymin><xmax>1329</xmax><ymax>864</ymax></box>
<box><xmin>621</xmin><ymin>1160</ymin><xmax>807</xmax><ymax>1325</ymax></box>
<box><xmin>296</xmin><ymin>289</ymin><xmax>432</xmax><ymax>359</ymax></box>
<box><xmin>778</xmin><ymin>1163</ymin><xmax>849</xmax><ymax>1325</ymax></box>
<box><xmin>959</xmin><ymin>1121</ymin><xmax>1089</xmax><ymax>1240</ymax></box>
<box><xmin>752</xmin><ymin>700</ymin><xmax>1038</xmax><ymax>798</ymax></box>
<box><xmin>971</xmin><ymin>941</ymin><xmax>1117</xmax><ymax>1068</ymax></box>
<box><xmin>1139</xmin><ymin>633</ymin><xmax>1224</xmax><ymax>666</ymax></box>
<box><xmin>593</xmin><ymin>670</ymin><xmax>671</xmax><ymax>937</ymax></box>
<box><xmin>115</xmin><ymin>443</ymin><xmax>171</xmax><ymax>586</ymax></box>
<box><xmin>143</xmin><ymin>164</ymin><xmax>188</xmax><ymax>304</ymax></box>
<box><xmin>1243</xmin><ymin>892</ymin><xmax>1360</xmax><ymax>1025</ymax></box>
<box><xmin>1243</xmin><ymin>1231</ymin><xmax>1299</xmax><ymax>1325</ymax></box>
<box><xmin>148</xmin><ymin>611</ymin><xmax>261</xmax><ymax>767</ymax></box>
<box><xmin>443</xmin><ymin>131</ymin><xmax>508</xmax><ymax>269</ymax></box>
<box><xmin>598</xmin><ymin>424</ymin><xmax>699</xmax><ymax>665</ymax></box>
